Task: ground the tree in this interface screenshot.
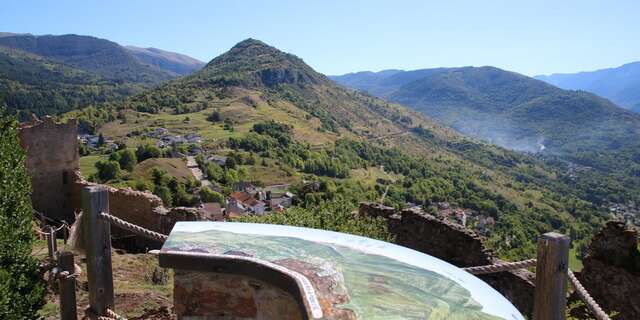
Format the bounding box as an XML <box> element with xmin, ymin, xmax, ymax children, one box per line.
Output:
<box><xmin>199</xmin><ymin>187</ymin><xmax>224</xmax><ymax>203</ymax></box>
<box><xmin>136</xmin><ymin>144</ymin><xmax>161</xmax><ymax>162</ymax></box>
<box><xmin>235</xmin><ymin>200</ymin><xmax>393</xmax><ymax>242</ymax></box>
<box><xmin>207</xmin><ymin>110</ymin><xmax>221</xmax><ymax>122</ymax></box>
<box><xmin>95</xmin><ymin>160</ymin><xmax>121</xmax><ymax>181</ymax></box>
<box><xmin>97</xmin><ymin>133</ymin><xmax>105</xmax><ymax>147</ymax></box>
<box><xmin>205</xmin><ymin>162</ymin><xmax>224</xmax><ymax>182</ymax></box>
<box><xmin>0</xmin><ymin>111</ymin><xmax>45</xmax><ymax>318</ymax></box>
<box><xmin>117</xmin><ymin>149</ymin><xmax>137</xmax><ymax>171</ymax></box>
<box><xmin>154</xmin><ymin>185</ymin><xmax>173</xmax><ymax>207</ymax></box>
<box><xmin>224</xmin><ymin>157</ymin><xmax>237</xmax><ymax>169</ymax></box>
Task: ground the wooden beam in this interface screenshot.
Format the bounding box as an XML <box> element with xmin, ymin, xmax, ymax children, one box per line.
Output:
<box><xmin>533</xmin><ymin>232</ymin><xmax>570</xmax><ymax>320</ymax></box>
<box><xmin>82</xmin><ymin>186</ymin><xmax>114</xmax><ymax>316</ymax></box>
<box><xmin>58</xmin><ymin>251</ymin><xmax>77</xmax><ymax>320</ymax></box>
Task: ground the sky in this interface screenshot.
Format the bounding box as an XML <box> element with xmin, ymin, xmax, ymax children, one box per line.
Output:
<box><xmin>2</xmin><ymin>0</ymin><xmax>639</xmax><ymax>76</ymax></box>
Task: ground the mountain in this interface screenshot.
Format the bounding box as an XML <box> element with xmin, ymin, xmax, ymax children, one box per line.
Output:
<box><xmin>0</xmin><ymin>33</ymin><xmax>206</xmax><ymax>117</ymax></box>
<box><xmin>0</xmin><ymin>34</ymin><xmax>175</xmax><ymax>84</ymax></box>
<box><xmin>73</xmin><ymin>39</ymin><xmax>628</xmax><ymax>260</ymax></box>
<box><xmin>0</xmin><ymin>45</ymin><xmax>142</xmax><ymax>117</ymax></box>
<box><xmin>331</xmin><ymin>67</ymin><xmax>640</xmax><ymax>171</ymax></box>
<box><xmin>125</xmin><ymin>46</ymin><xmax>205</xmax><ymax>76</ymax></box>
<box><xmin>536</xmin><ymin>62</ymin><xmax>640</xmax><ymax>112</ymax></box>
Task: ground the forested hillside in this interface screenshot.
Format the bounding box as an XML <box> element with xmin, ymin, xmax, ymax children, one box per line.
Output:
<box><xmin>68</xmin><ymin>39</ymin><xmax>619</xmax><ymax>260</ymax></box>
<box><xmin>0</xmin><ymin>46</ymin><xmax>143</xmax><ymax>118</ymax></box>
<box><xmin>332</xmin><ymin>67</ymin><xmax>640</xmax><ymax>204</ymax></box>
<box><xmin>0</xmin><ymin>33</ymin><xmax>204</xmax><ymax>118</ymax></box>
<box><xmin>0</xmin><ymin>34</ymin><xmax>175</xmax><ymax>84</ymax></box>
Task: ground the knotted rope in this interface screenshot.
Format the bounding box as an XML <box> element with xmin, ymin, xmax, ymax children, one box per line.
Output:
<box><xmin>462</xmin><ymin>259</ymin><xmax>537</xmax><ymax>274</ymax></box>
<box><xmin>98</xmin><ymin>212</ymin><xmax>168</xmax><ymax>242</ymax></box>
<box><xmin>568</xmin><ymin>270</ymin><xmax>611</xmax><ymax>320</ymax></box>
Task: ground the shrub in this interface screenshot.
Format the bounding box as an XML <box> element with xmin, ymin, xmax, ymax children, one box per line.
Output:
<box><xmin>0</xmin><ymin>111</ymin><xmax>45</xmax><ymax>318</ymax></box>
<box><xmin>199</xmin><ymin>187</ymin><xmax>224</xmax><ymax>203</ymax></box>
<box><xmin>136</xmin><ymin>144</ymin><xmax>161</xmax><ymax>162</ymax></box>
<box><xmin>235</xmin><ymin>201</ymin><xmax>393</xmax><ymax>242</ymax></box>
<box><xmin>95</xmin><ymin>160</ymin><xmax>121</xmax><ymax>181</ymax></box>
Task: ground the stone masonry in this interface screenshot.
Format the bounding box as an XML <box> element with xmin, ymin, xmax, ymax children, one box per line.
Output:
<box><xmin>575</xmin><ymin>221</ymin><xmax>640</xmax><ymax>319</ymax></box>
<box><xmin>19</xmin><ymin>116</ymin><xmax>79</xmax><ymax>222</ymax></box>
<box><xmin>19</xmin><ymin>117</ymin><xmax>205</xmax><ymax>249</ymax></box>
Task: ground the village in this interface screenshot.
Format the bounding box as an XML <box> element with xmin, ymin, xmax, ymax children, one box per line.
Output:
<box><xmin>78</xmin><ymin>126</ymin><xmax>295</xmax><ymax>222</ymax></box>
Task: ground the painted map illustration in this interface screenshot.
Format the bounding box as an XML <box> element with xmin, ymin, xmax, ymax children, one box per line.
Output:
<box><xmin>162</xmin><ymin>222</ymin><xmax>524</xmax><ymax>320</ymax></box>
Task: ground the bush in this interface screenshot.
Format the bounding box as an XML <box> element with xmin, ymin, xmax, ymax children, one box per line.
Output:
<box><xmin>136</xmin><ymin>144</ymin><xmax>161</xmax><ymax>162</ymax></box>
<box><xmin>199</xmin><ymin>187</ymin><xmax>224</xmax><ymax>203</ymax></box>
<box><xmin>207</xmin><ymin>111</ymin><xmax>221</xmax><ymax>122</ymax></box>
<box><xmin>116</xmin><ymin>149</ymin><xmax>137</xmax><ymax>171</ymax></box>
<box><xmin>0</xmin><ymin>111</ymin><xmax>45</xmax><ymax>318</ymax></box>
<box><xmin>154</xmin><ymin>185</ymin><xmax>173</xmax><ymax>207</ymax></box>
<box><xmin>95</xmin><ymin>160</ymin><xmax>121</xmax><ymax>181</ymax></box>
<box><xmin>235</xmin><ymin>201</ymin><xmax>393</xmax><ymax>242</ymax></box>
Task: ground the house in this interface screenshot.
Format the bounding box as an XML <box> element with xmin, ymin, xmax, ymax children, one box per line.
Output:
<box><xmin>207</xmin><ymin>155</ymin><xmax>228</xmax><ymax>166</ymax></box>
<box><xmin>244</xmin><ymin>198</ymin><xmax>266</xmax><ymax>215</ymax></box>
<box><xmin>229</xmin><ymin>191</ymin><xmax>266</xmax><ymax>215</ymax></box>
<box><xmin>162</xmin><ymin>135</ymin><xmax>186</xmax><ymax>145</ymax></box>
<box><xmin>200</xmin><ymin>202</ymin><xmax>224</xmax><ymax>221</ymax></box>
<box><xmin>147</xmin><ymin>127</ymin><xmax>168</xmax><ymax>138</ymax></box>
<box><xmin>225</xmin><ymin>201</ymin><xmax>247</xmax><ymax>217</ymax></box>
<box><xmin>269</xmin><ymin>197</ymin><xmax>292</xmax><ymax>209</ymax></box>
<box><xmin>229</xmin><ymin>191</ymin><xmax>252</xmax><ymax>203</ymax></box>
<box><xmin>185</xmin><ymin>133</ymin><xmax>202</xmax><ymax>143</ymax></box>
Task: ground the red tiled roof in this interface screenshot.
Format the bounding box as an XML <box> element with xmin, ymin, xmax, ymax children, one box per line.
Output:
<box><xmin>230</xmin><ymin>191</ymin><xmax>252</xmax><ymax>202</ymax></box>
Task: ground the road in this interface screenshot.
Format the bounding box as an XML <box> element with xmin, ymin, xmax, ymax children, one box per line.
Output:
<box><xmin>186</xmin><ymin>156</ymin><xmax>212</xmax><ymax>188</ymax></box>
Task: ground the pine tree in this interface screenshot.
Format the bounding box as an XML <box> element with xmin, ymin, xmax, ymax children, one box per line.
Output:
<box><xmin>0</xmin><ymin>110</ymin><xmax>45</xmax><ymax>318</ymax></box>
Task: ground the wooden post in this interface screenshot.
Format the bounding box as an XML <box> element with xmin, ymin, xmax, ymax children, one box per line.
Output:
<box><xmin>82</xmin><ymin>186</ymin><xmax>114</xmax><ymax>316</ymax></box>
<box><xmin>533</xmin><ymin>232</ymin><xmax>570</xmax><ymax>320</ymax></box>
<box><xmin>58</xmin><ymin>251</ymin><xmax>77</xmax><ymax>320</ymax></box>
<box><xmin>46</xmin><ymin>226</ymin><xmax>57</xmax><ymax>260</ymax></box>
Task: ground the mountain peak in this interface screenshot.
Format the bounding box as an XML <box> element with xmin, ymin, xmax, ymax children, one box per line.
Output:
<box><xmin>201</xmin><ymin>39</ymin><xmax>326</xmax><ymax>88</ymax></box>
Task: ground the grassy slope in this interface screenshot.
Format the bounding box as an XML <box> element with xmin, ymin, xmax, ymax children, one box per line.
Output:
<box><xmin>131</xmin><ymin>158</ymin><xmax>194</xmax><ymax>184</ymax></box>
<box><xmin>79</xmin><ymin>154</ymin><xmax>107</xmax><ymax>178</ymax></box>
<box><xmin>33</xmin><ymin>239</ymin><xmax>173</xmax><ymax>319</ymax></box>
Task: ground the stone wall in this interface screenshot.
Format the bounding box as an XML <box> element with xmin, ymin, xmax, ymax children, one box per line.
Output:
<box><xmin>575</xmin><ymin>221</ymin><xmax>640</xmax><ymax>319</ymax></box>
<box><xmin>359</xmin><ymin>203</ymin><xmax>535</xmax><ymax>316</ymax></box>
<box><xmin>173</xmin><ymin>270</ymin><xmax>303</xmax><ymax>320</ymax></box>
<box><xmin>70</xmin><ymin>173</ymin><xmax>204</xmax><ymax>249</ymax></box>
<box><xmin>19</xmin><ymin>116</ymin><xmax>78</xmax><ymax>222</ymax></box>
<box><xmin>19</xmin><ymin>117</ymin><xmax>205</xmax><ymax>249</ymax></box>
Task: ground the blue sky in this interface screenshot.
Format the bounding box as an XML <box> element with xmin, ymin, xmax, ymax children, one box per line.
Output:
<box><xmin>2</xmin><ymin>0</ymin><xmax>639</xmax><ymax>76</ymax></box>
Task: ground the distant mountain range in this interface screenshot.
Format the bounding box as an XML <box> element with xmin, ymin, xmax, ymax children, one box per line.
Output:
<box><xmin>535</xmin><ymin>62</ymin><xmax>640</xmax><ymax>113</ymax></box>
<box><xmin>0</xmin><ymin>33</ymin><xmax>204</xmax><ymax>117</ymax></box>
<box><xmin>125</xmin><ymin>46</ymin><xmax>205</xmax><ymax>76</ymax></box>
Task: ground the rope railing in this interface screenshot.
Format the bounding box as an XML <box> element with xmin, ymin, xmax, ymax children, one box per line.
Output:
<box><xmin>98</xmin><ymin>212</ymin><xmax>168</xmax><ymax>242</ymax></box>
<box><xmin>73</xmin><ymin>189</ymin><xmax>616</xmax><ymax>320</ymax></box>
<box><xmin>463</xmin><ymin>259</ymin><xmax>612</xmax><ymax>320</ymax></box>
<box><xmin>462</xmin><ymin>259</ymin><xmax>537</xmax><ymax>274</ymax></box>
<box><xmin>568</xmin><ymin>270</ymin><xmax>611</xmax><ymax>320</ymax></box>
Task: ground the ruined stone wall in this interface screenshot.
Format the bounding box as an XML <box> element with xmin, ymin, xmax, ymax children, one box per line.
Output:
<box><xmin>359</xmin><ymin>203</ymin><xmax>535</xmax><ymax>316</ymax></box>
<box><xmin>70</xmin><ymin>173</ymin><xmax>203</xmax><ymax>249</ymax></box>
<box><xmin>19</xmin><ymin>116</ymin><xmax>78</xmax><ymax>222</ymax></box>
<box><xmin>19</xmin><ymin>116</ymin><xmax>204</xmax><ymax>249</ymax></box>
<box><xmin>575</xmin><ymin>221</ymin><xmax>640</xmax><ymax>319</ymax></box>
